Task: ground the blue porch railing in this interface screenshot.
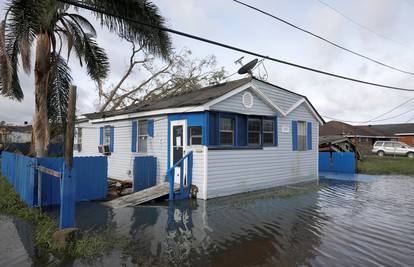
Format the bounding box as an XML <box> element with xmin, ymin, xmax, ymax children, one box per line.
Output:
<box><xmin>168</xmin><ymin>151</ymin><xmax>193</xmax><ymax>200</ymax></box>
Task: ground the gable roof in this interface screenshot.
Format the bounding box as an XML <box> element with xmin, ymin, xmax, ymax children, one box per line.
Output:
<box><xmin>368</xmin><ymin>123</ymin><xmax>414</xmax><ymax>135</ymax></box>
<box><xmin>85</xmin><ymin>77</ymin><xmax>324</xmax><ymax>124</ymax></box>
<box><xmin>320</xmin><ymin>121</ymin><xmax>394</xmax><ymax>137</ymax></box>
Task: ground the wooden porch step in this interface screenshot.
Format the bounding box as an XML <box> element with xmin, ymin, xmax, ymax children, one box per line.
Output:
<box><xmin>103</xmin><ymin>183</ymin><xmax>179</xmax><ymax>208</ymax></box>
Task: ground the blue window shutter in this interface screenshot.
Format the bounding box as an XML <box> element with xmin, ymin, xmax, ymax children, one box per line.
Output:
<box><xmin>99</xmin><ymin>127</ymin><xmax>103</xmax><ymax>145</ymax></box>
<box><xmin>208</xmin><ymin>112</ymin><xmax>219</xmax><ymax>145</ymax></box>
<box><xmin>109</xmin><ymin>126</ymin><xmax>114</xmax><ymax>152</ymax></box>
<box><xmin>307</xmin><ymin>122</ymin><xmax>312</xmax><ymax>150</ymax></box>
<box><xmin>237</xmin><ymin>114</ymin><xmax>247</xmax><ymax>146</ymax></box>
<box><xmin>274</xmin><ymin>116</ymin><xmax>278</xmax><ymax>146</ymax></box>
<box><xmin>147</xmin><ymin>119</ymin><xmax>154</xmax><ymax>137</ymax></box>
<box><xmin>131</xmin><ymin>121</ymin><xmax>137</xmax><ymax>152</ymax></box>
<box><xmin>292</xmin><ymin>121</ymin><xmax>298</xmax><ymax>151</ymax></box>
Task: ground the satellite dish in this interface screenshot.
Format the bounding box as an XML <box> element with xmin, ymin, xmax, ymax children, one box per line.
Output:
<box><xmin>238</xmin><ymin>58</ymin><xmax>258</xmax><ymax>75</ymax></box>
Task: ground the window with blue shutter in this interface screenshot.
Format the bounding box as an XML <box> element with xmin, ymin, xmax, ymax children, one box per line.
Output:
<box><xmin>307</xmin><ymin>122</ymin><xmax>312</xmax><ymax>150</ymax></box>
<box><xmin>147</xmin><ymin>119</ymin><xmax>154</xmax><ymax>137</ymax></box>
<box><xmin>292</xmin><ymin>120</ymin><xmax>298</xmax><ymax>151</ymax></box>
<box><xmin>99</xmin><ymin>127</ymin><xmax>104</xmax><ymax>145</ymax></box>
<box><xmin>131</xmin><ymin>121</ymin><xmax>137</xmax><ymax>152</ymax></box>
<box><xmin>109</xmin><ymin>126</ymin><xmax>114</xmax><ymax>152</ymax></box>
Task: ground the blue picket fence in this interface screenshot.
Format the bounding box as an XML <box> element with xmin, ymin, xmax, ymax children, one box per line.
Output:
<box><xmin>1</xmin><ymin>152</ymin><xmax>108</xmax><ymax>207</ymax></box>
<box><xmin>319</xmin><ymin>152</ymin><xmax>356</xmax><ymax>173</ymax></box>
<box><xmin>133</xmin><ymin>156</ymin><xmax>157</xmax><ymax>192</ymax></box>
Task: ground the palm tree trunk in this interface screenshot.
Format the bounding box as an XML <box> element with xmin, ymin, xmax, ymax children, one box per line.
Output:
<box><xmin>33</xmin><ymin>33</ymin><xmax>51</xmax><ymax>157</ymax></box>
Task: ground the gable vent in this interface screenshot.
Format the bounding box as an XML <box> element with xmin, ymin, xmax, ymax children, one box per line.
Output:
<box><xmin>242</xmin><ymin>92</ymin><xmax>254</xmax><ymax>108</ymax></box>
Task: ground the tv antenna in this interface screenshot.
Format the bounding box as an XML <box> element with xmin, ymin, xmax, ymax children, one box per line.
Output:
<box><xmin>234</xmin><ymin>56</ymin><xmax>245</xmax><ymax>66</ymax></box>
<box><xmin>237</xmin><ymin>58</ymin><xmax>259</xmax><ymax>76</ymax></box>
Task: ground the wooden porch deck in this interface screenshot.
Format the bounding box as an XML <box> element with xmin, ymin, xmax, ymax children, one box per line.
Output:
<box><xmin>103</xmin><ymin>183</ymin><xmax>179</xmax><ymax>208</ymax></box>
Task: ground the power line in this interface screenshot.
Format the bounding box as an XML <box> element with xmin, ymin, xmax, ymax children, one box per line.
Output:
<box><xmin>323</xmin><ymin>96</ymin><xmax>414</xmax><ymax>123</ymax></box>
<box><xmin>58</xmin><ymin>0</ymin><xmax>414</xmax><ymax>93</ymax></box>
<box><xmin>323</xmin><ymin>106</ymin><xmax>414</xmax><ymax>124</ymax></box>
<box><xmin>316</xmin><ymin>0</ymin><xmax>414</xmax><ymax>50</ymax></box>
<box><xmin>233</xmin><ymin>0</ymin><xmax>414</xmax><ymax>76</ymax></box>
<box><xmin>362</xmin><ymin>96</ymin><xmax>414</xmax><ymax>123</ymax></box>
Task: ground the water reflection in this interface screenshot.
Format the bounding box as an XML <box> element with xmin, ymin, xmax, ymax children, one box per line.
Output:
<box><xmin>104</xmin><ymin>186</ymin><xmax>324</xmax><ymax>266</ymax></box>
<box><xmin>4</xmin><ymin>176</ymin><xmax>414</xmax><ymax>267</ymax></box>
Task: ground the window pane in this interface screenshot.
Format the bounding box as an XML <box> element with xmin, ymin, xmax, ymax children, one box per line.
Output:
<box><xmin>263</xmin><ymin>133</ymin><xmax>274</xmax><ymax>145</ymax></box>
<box><xmin>248</xmin><ymin>119</ymin><xmax>261</xmax><ymax>131</ymax></box>
<box><xmin>220</xmin><ymin>132</ymin><xmax>233</xmax><ymax>145</ymax></box>
<box><xmin>138</xmin><ymin>136</ymin><xmax>147</xmax><ymax>152</ymax></box>
<box><xmin>220</xmin><ymin>117</ymin><xmax>234</xmax><ymax>131</ymax></box>
<box><xmin>138</xmin><ymin>120</ymin><xmax>147</xmax><ymax>135</ymax></box>
<box><xmin>297</xmin><ymin>122</ymin><xmax>307</xmax><ymax>151</ymax></box>
<box><xmin>104</xmin><ymin>127</ymin><xmax>111</xmax><ymax>145</ymax></box>
<box><xmin>191</xmin><ymin>137</ymin><xmax>202</xmax><ymax>145</ymax></box>
<box><xmin>189</xmin><ymin>126</ymin><xmax>202</xmax><ymax>146</ymax></box>
<box><xmin>248</xmin><ymin>133</ymin><xmax>260</xmax><ymax>145</ymax></box>
<box><xmin>190</xmin><ymin>126</ymin><xmax>202</xmax><ymax>136</ymax></box>
<box><xmin>263</xmin><ymin>120</ymin><xmax>274</xmax><ymax>132</ymax></box>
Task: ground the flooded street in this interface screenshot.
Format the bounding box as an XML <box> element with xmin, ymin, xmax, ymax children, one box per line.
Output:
<box><xmin>1</xmin><ymin>175</ymin><xmax>414</xmax><ymax>266</ymax></box>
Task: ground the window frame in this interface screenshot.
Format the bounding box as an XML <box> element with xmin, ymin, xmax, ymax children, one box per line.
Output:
<box><xmin>189</xmin><ymin>126</ymin><xmax>203</xmax><ymax>146</ymax></box>
<box><xmin>297</xmin><ymin>121</ymin><xmax>307</xmax><ymax>151</ymax></box>
<box><xmin>247</xmin><ymin>118</ymin><xmax>262</xmax><ymax>146</ymax></box>
<box><xmin>262</xmin><ymin>119</ymin><xmax>275</xmax><ymax>146</ymax></box>
<box><xmin>137</xmin><ymin>120</ymin><xmax>148</xmax><ymax>153</ymax></box>
<box><xmin>103</xmin><ymin>126</ymin><xmax>111</xmax><ymax>146</ymax></box>
<box><xmin>220</xmin><ymin>116</ymin><xmax>235</xmax><ymax>146</ymax></box>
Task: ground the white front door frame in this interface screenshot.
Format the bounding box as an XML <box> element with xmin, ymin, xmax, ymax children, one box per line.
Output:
<box><xmin>170</xmin><ymin>120</ymin><xmax>188</xmax><ymax>184</ymax></box>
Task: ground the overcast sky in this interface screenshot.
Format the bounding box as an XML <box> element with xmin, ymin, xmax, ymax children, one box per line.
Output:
<box><xmin>1</xmin><ymin>0</ymin><xmax>414</xmax><ymax>125</ymax></box>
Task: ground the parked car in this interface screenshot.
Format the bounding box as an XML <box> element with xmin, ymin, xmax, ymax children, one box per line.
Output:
<box><xmin>372</xmin><ymin>141</ymin><xmax>414</xmax><ymax>158</ymax></box>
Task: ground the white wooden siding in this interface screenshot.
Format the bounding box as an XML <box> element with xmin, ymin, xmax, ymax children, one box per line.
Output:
<box><xmin>75</xmin><ymin>116</ymin><xmax>168</xmax><ymax>183</ymax></box>
<box><xmin>210</xmin><ymin>89</ymin><xmax>275</xmax><ymax>116</ymax></box>
<box><xmin>206</xmin><ymin>103</ymin><xmax>318</xmax><ymax>199</ymax></box>
<box><xmin>253</xmin><ymin>80</ymin><xmax>303</xmax><ymax>112</ymax></box>
<box><xmin>186</xmin><ymin>146</ymin><xmax>206</xmax><ymax>199</ymax></box>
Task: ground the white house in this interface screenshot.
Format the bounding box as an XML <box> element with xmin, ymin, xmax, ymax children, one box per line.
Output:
<box><xmin>75</xmin><ymin>77</ymin><xmax>324</xmax><ymax>199</ymax></box>
<box><xmin>0</xmin><ymin>125</ymin><xmax>32</xmax><ymax>144</ymax></box>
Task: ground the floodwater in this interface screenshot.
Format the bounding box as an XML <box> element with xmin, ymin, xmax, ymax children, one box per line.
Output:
<box><xmin>1</xmin><ymin>174</ymin><xmax>414</xmax><ymax>266</ymax></box>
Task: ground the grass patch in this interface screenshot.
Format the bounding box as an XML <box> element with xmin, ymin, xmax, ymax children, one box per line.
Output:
<box><xmin>357</xmin><ymin>155</ymin><xmax>414</xmax><ymax>175</ymax></box>
<box><xmin>0</xmin><ymin>174</ymin><xmax>117</xmax><ymax>262</ymax></box>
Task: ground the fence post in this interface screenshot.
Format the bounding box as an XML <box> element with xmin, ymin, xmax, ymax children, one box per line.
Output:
<box><xmin>60</xmin><ymin>165</ymin><xmax>76</xmax><ymax>229</ymax></box>
<box><xmin>169</xmin><ymin>168</ymin><xmax>174</xmax><ymax>200</ymax></box>
<box><xmin>36</xmin><ymin>158</ymin><xmax>42</xmax><ymax>210</ymax></box>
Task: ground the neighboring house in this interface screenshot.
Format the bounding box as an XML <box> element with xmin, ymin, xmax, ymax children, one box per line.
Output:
<box><xmin>75</xmin><ymin>77</ymin><xmax>324</xmax><ymax>199</ymax></box>
<box><xmin>320</xmin><ymin>121</ymin><xmax>396</xmax><ymax>154</ymax></box>
<box><xmin>368</xmin><ymin>123</ymin><xmax>414</xmax><ymax>146</ymax></box>
<box><xmin>320</xmin><ymin>121</ymin><xmax>414</xmax><ymax>153</ymax></box>
<box><xmin>0</xmin><ymin>125</ymin><xmax>32</xmax><ymax>146</ymax></box>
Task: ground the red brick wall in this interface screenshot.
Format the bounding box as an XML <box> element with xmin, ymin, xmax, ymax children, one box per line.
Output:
<box><xmin>399</xmin><ymin>136</ymin><xmax>414</xmax><ymax>146</ymax></box>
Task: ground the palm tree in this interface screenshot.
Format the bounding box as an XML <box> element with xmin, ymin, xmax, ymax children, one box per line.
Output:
<box><xmin>0</xmin><ymin>0</ymin><xmax>171</xmax><ymax>156</ymax></box>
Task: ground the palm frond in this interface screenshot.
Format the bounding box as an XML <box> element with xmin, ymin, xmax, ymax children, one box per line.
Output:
<box><xmin>0</xmin><ymin>20</ymin><xmax>13</xmax><ymax>95</ymax></box>
<box><xmin>82</xmin><ymin>33</ymin><xmax>109</xmax><ymax>83</ymax></box>
<box><xmin>58</xmin><ymin>17</ymin><xmax>109</xmax><ymax>82</ymax></box>
<box><xmin>63</xmin><ymin>13</ymin><xmax>97</xmax><ymax>37</ymax></box>
<box><xmin>48</xmin><ymin>52</ymin><xmax>72</xmax><ymax>130</ymax></box>
<box><xmin>80</xmin><ymin>0</ymin><xmax>172</xmax><ymax>59</ymax></box>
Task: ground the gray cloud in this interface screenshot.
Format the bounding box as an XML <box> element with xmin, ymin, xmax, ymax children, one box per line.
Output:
<box><xmin>1</xmin><ymin>0</ymin><xmax>414</xmax><ymax>125</ymax></box>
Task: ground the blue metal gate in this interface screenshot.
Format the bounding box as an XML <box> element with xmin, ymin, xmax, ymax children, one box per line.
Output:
<box><xmin>133</xmin><ymin>156</ymin><xmax>157</xmax><ymax>192</ymax></box>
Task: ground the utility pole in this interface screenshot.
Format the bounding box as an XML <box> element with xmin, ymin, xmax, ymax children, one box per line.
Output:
<box><xmin>60</xmin><ymin>85</ymin><xmax>77</xmax><ymax>229</ymax></box>
<box><xmin>65</xmin><ymin>85</ymin><xmax>77</xmax><ymax>169</ymax></box>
